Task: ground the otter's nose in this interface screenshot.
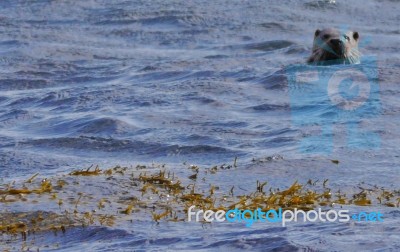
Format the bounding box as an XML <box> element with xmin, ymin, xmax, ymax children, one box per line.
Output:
<box><xmin>330</xmin><ymin>39</ymin><xmax>342</xmax><ymax>47</ymax></box>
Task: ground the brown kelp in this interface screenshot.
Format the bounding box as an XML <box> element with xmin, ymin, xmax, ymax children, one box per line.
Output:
<box><xmin>1</xmin><ymin>163</ymin><xmax>399</xmax><ymax>249</ymax></box>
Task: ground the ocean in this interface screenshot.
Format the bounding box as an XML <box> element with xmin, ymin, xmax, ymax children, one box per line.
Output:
<box><xmin>0</xmin><ymin>0</ymin><xmax>399</xmax><ymax>251</ymax></box>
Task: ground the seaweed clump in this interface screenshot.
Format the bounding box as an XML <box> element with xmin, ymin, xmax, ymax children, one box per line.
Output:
<box><xmin>0</xmin><ymin>163</ymin><xmax>399</xmax><ymax>249</ymax></box>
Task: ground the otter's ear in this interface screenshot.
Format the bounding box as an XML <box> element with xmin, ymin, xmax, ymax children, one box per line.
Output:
<box><xmin>314</xmin><ymin>29</ymin><xmax>321</xmax><ymax>37</ymax></box>
<box><xmin>353</xmin><ymin>31</ymin><xmax>359</xmax><ymax>41</ymax></box>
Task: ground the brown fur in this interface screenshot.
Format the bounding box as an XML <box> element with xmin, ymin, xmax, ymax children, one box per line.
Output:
<box><xmin>307</xmin><ymin>28</ymin><xmax>360</xmax><ymax>65</ymax></box>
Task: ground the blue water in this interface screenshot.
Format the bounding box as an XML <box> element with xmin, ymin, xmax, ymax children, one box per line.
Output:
<box><xmin>1</xmin><ymin>0</ymin><xmax>399</xmax><ymax>251</ymax></box>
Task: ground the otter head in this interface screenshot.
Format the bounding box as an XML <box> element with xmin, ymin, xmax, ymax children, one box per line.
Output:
<box><xmin>308</xmin><ymin>28</ymin><xmax>360</xmax><ymax>65</ymax></box>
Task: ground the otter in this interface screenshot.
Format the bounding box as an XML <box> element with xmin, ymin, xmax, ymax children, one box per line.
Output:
<box><xmin>307</xmin><ymin>28</ymin><xmax>360</xmax><ymax>65</ymax></box>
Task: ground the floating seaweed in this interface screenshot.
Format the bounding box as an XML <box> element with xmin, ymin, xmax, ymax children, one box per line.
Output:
<box><xmin>0</xmin><ymin>163</ymin><xmax>399</xmax><ymax>250</ymax></box>
<box><xmin>69</xmin><ymin>165</ymin><xmax>102</xmax><ymax>176</ymax></box>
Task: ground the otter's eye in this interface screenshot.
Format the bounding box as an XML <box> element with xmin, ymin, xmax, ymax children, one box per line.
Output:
<box><xmin>323</xmin><ymin>34</ymin><xmax>330</xmax><ymax>39</ymax></box>
<box><xmin>343</xmin><ymin>35</ymin><xmax>350</xmax><ymax>41</ymax></box>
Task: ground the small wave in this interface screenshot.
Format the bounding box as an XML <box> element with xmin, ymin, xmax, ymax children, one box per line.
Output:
<box><xmin>76</xmin><ymin>117</ymin><xmax>138</xmax><ymax>136</ymax></box>
<box><xmin>285</xmin><ymin>45</ymin><xmax>308</xmax><ymax>55</ymax></box>
<box><xmin>259</xmin><ymin>22</ymin><xmax>287</xmax><ymax>30</ymax></box>
<box><xmin>0</xmin><ymin>109</ymin><xmax>34</xmax><ymax>128</ymax></box>
<box><xmin>131</xmin><ymin>71</ymin><xmax>190</xmax><ymax>83</ymax></box>
<box><xmin>304</xmin><ymin>0</ymin><xmax>339</xmax><ymax>10</ymax></box>
<box><xmin>131</xmin><ymin>70</ymin><xmax>216</xmax><ymax>83</ymax></box>
<box><xmin>139</xmin><ymin>65</ymin><xmax>158</xmax><ymax>71</ymax></box>
<box><xmin>0</xmin><ymin>39</ymin><xmax>26</xmax><ymax>47</ymax></box>
<box><xmin>245</xmin><ymin>40</ymin><xmax>295</xmax><ymax>51</ymax></box>
<box><xmin>217</xmin><ymin>40</ymin><xmax>294</xmax><ymax>52</ymax></box>
<box><xmin>256</xmin><ymin>70</ymin><xmax>288</xmax><ymax>90</ymax></box>
<box><xmin>21</xmin><ymin>136</ymin><xmax>234</xmax><ymax>157</ymax></box>
<box><xmin>7</xmin><ymin>96</ymin><xmax>38</xmax><ymax>107</ymax></box>
<box><xmin>0</xmin><ymin>78</ymin><xmax>49</xmax><ymax>91</ymax></box>
<box><xmin>94</xmin><ymin>14</ymin><xmax>209</xmax><ymax>30</ymax></box>
<box><xmin>202</xmin><ymin>233</ymin><xmax>299</xmax><ymax>251</ymax></box>
<box><xmin>38</xmin><ymin>92</ymin><xmax>76</xmax><ymax>107</ymax></box>
<box><xmin>259</xmin><ymin>22</ymin><xmax>298</xmax><ymax>32</ymax></box>
<box><xmin>247</xmin><ymin>103</ymin><xmax>289</xmax><ymax>112</ymax></box>
<box><xmin>204</xmin><ymin>54</ymin><xmax>229</xmax><ymax>59</ymax></box>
